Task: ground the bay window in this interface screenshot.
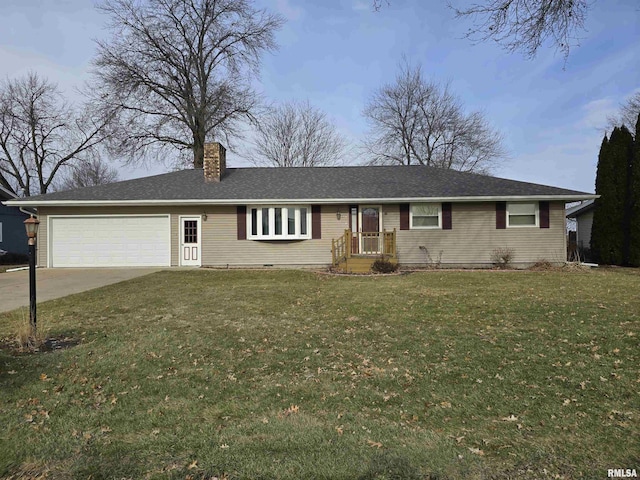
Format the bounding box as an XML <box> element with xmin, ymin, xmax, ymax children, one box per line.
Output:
<box><xmin>248</xmin><ymin>206</ymin><xmax>311</xmax><ymax>240</ymax></box>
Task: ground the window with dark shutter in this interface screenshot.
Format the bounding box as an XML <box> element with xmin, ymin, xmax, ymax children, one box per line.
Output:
<box><xmin>237</xmin><ymin>206</ymin><xmax>246</xmax><ymax>240</ymax></box>
<box><xmin>442</xmin><ymin>202</ymin><xmax>452</xmax><ymax>230</ymax></box>
<box><xmin>400</xmin><ymin>204</ymin><xmax>410</xmax><ymax>230</ymax></box>
<box><xmin>496</xmin><ymin>202</ymin><xmax>506</xmax><ymax>229</ymax></box>
<box><xmin>539</xmin><ymin>201</ymin><xmax>550</xmax><ymax>228</ymax></box>
<box><xmin>312</xmin><ymin>205</ymin><xmax>322</xmax><ymax>239</ymax></box>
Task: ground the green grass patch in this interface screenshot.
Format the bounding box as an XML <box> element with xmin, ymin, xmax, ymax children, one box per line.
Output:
<box><xmin>1</xmin><ymin>269</ymin><xmax>638</xmax><ymax>479</ymax></box>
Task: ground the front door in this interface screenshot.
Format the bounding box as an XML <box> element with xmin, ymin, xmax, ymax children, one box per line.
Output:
<box><xmin>360</xmin><ymin>206</ymin><xmax>381</xmax><ymax>254</ymax></box>
<box><xmin>180</xmin><ymin>217</ymin><xmax>201</xmax><ymax>266</ymax></box>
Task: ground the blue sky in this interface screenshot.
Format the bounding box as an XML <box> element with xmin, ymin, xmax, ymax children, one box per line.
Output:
<box><xmin>0</xmin><ymin>0</ymin><xmax>638</xmax><ymax>193</ymax></box>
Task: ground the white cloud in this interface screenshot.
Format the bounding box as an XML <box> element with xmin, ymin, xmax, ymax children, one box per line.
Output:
<box><xmin>580</xmin><ymin>97</ymin><xmax>618</xmax><ymax>131</ymax></box>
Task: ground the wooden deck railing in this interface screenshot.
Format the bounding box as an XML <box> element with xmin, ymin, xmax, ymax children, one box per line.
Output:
<box><xmin>332</xmin><ymin>229</ymin><xmax>397</xmax><ymax>266</ymax></box>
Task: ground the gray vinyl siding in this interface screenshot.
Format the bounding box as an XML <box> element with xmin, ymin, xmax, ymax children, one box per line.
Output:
<box><xmin>37</xmin><ymin>205</ymin><xmax>350</xmax><ymax>267</ymax></box>
<box><xmin>37</xmin><ymin>213</ymin><xmax>46</xmax><ymax>266</ymax></box>
<box><xmin>386</xmin><ymin>202</ymin><xmax>567</xmax><ymax>266</ymax></box>
<box><xmin>37</xmin><ymin>206</ymin><xmax>202</xmax><ymax>267</ymax></box>
<box><xmin>201</xmin><ymin>205</ymin><xmax>349</xmax><ymax>266</ymax></box>
<box><xmin>37</xmin><ymin>202</ymin><xmax>566</xmax><ymax>268</ymax></box>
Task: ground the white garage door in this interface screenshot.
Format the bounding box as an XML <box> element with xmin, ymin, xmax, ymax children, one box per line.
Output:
<box><xmin>49</xmin><ymin>216</ymin><xmax>171</xmax><ymax>267</ymax></box>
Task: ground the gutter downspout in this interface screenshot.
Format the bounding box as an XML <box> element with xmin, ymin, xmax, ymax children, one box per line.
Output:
<box><xmin>19</xmin><ymin>207</ymin><xmax>37</xmax><ymax>217</ymax></box>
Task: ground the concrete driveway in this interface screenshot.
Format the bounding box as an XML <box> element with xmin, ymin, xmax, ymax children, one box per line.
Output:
<box><xmin>0</xmin><ymin>268</ymin><xmax>162</xmax><ymax>313</ymax></box>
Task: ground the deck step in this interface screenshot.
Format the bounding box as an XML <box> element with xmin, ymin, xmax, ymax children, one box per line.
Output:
<box><xmin>336</xmin><ymin>256</ymin><xmax>397</xmax><ymax>273</ymax></box>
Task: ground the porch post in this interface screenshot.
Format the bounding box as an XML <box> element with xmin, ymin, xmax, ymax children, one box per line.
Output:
<box><xmin>331</xmin><ymin>238</ymin><xmax>336</xmax><ymax>266</ymax></box>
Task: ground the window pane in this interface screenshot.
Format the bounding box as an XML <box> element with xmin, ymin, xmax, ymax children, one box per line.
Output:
<box><xmin>510</xmin><ymin>215</ymin><xmax>536</xmax><ymax>226</ymax></box>
<box><xmin>413</xmin><ymin>216</ymin><xmax>439</xmax><ymax>227</ymax></box>
<box><xmin>412</xmin><ymin>203</ymin><xmax>439</xmax><ymax>216</ymax></box>
<box><xmin>300</xmin><ymin>208</ymin><xmax>307</xmax><ymax>235</ymax></box>
<box><xmin>183</xmin><ymin>220</ymin><xmax>198</xmax><ymax>243</ymax></box>
<box><xmin>509</xmin><ymin>203</ymin><xmax>536</xmax><ymax>215</ymax></box>
<box><xmin>251</xmin><ymin>209</ymin><xmax>257</xmax><ymax>236</ymax></box>
<box><xmin>288</xmin><ymin>208</ymin><xmax>295</xmax><ymax>235</ymax></box>
<box><xmin>262</xmin><ymin>208</ymin><xmax>269</xmax><ymax>235</ymax></box>
<box><xmin>275</xmin><ymin>208</ymin><xmax>282</xmax><ymax>235</ymax></box>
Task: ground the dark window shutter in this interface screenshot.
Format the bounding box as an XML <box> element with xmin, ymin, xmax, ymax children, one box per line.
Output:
<box><xmin>496</xmin><ymin>202</ymin><xmax>506</xmax><ymax>229</ymax></box>
<box><xmin>400</xmin><ymin>204</ymin><xmax>410</xmax><ymax>230</ymax></box>
<box><xmin>442</xmin><ymin>202</ymin><xmax>452</xmax><ymax>230</ymax></box>
<box><xmin>237</xmin><ymin>206</ymin><xmax>246</xmax><ymax>240</ymax></box>
<box><xmin>539</xmin><ymin>201</ymin><xmax>550</xmax><ymax>228</ymax></box>
<box><xmin>312</xmin><ymin>205</ymin><xmax>322</xmax><ymax>239</ymax></box>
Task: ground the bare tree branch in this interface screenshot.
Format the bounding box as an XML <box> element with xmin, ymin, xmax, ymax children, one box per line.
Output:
<box><xmin>608</xmin><ymin>91</ymin><xmax>640</xmax><ymax>137</ymax></box>
<box><xmin>362</xmin><ymin>60</ymin><xmax>506</xmax><ymax>174</ymax></box>
<box><xmin>450</xmin><ymin>0</ymin><xmax>590</xmax><ymax>62</ymax></box>
<box><xmin>250</xmin><ymin>101</ymin><xmax>348</xmax><ymax>167</ymax></box>
<box><xmin>91</xmin><ymin>0</ymin><xmax>284</xmax><ymax>168</ymax></box>
<box><xmin>58</xmin><ymin>156</ymin><xmax>120</xmax><ymax>191</ymax></box>
<box><xmin>0</xmin><ymin>73</ymin><xmax>113</xmax><ymax>196</ymax></box>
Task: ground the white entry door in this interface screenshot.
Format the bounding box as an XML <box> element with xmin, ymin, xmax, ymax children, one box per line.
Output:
<box><xmin>180</xmin><ymin>217</ymin><xmax>201</xmax><ymax>266</ymax></box>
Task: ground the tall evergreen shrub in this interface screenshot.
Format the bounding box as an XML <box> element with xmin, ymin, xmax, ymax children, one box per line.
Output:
<box><xmin>629</xmin><ymin>115</ymin><xmax>640</xmax><ymax>266</ymax></box>
<box><xmin>592</xmin><ymin>122</ymin><xmax>639</xmax><ymax>266</ymax></box>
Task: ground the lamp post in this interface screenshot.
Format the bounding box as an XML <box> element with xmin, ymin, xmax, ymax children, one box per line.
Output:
<box><xmin>24</xmin><ymin>216</ymin><xmax>40</xmax><ymax>335</ymax></box>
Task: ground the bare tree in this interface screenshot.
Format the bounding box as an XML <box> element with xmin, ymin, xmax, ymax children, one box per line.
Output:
<box><xmin>59</xmin><ymin>157</ymin><xmax>120</xmax><ymax>191</ymax></box>
<box><xmin>363</xmin><ymin>61</ymin><xmax>506</xmax><ymax>173</ymax></box>
<box><xmin>450</xmin><ymin>0</ymin><xmax>590</xmax><ymax>61</ymax></box>
<box><xmin>251</xmin><ymin>101</ymin><xmax>347</xmax><ymax>167</ymax></box>
<box><xmin>92</xmin><ymin>0</ymin><xmax>284</xmax><ymax>169</ymax></box>
<box><xmin>608</xmin><ymin>91</ymin><xmax>640</xmax><ymax>136</ymax></box>
<box><xmin>0</xmin><ymin>73</ymin><xmax>112</xmax><ymax>197</ymax></box>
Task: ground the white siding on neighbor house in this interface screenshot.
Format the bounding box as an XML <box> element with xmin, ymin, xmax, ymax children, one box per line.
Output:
<box><xmin>385</xmin><ymin>202</ymin><xmax>567</xmax><ymax>266</ymax></box>
<box><xmin>576</xmin><ymin>211</ymin><xmax>593</xmax><ymax>249</ymax></box>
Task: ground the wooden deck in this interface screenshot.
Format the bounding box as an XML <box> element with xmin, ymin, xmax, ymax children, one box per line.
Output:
<box><xmin>331</xmin><ymin>229</ymin><xmax>397</xmax><ymax>273</ymax></box>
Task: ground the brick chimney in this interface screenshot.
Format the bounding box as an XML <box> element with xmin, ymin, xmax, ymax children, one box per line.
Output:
<box><xmin>203</xmin><ymin>142</ymin><xmax>226</xmax><ymax>182</ymax></box>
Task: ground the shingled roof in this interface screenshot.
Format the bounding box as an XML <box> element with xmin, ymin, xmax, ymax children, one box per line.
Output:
<box><xmin>7</xmin><ymin>165</ymin><xmax>595</xmax><ymax>206</ymax></box>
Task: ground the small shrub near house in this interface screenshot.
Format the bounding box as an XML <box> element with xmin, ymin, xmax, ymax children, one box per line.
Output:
<box><xmin>371</xmin><ymin>256</ymin><xmax>399</xmax><ymax>274</ymax></box>
<box><xmin>491</xmin><ymin>247</ymin><xmax>514</xmax><ymax>269</ymax></box>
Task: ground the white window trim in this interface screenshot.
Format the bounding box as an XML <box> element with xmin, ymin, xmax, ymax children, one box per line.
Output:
<box><xmin>179</xmin><ymin>215</ymin><xmax>202</xmax><ymax>267</ymax></box>
<box><xmin>247</xmin><ymin>205</ymin><xmax>311</xmax><ymax>240</ymax></box>
<box><xmin>410</xmin><ymin>203</ymin><xmax>442</xmax><ymax>229</ymax></box>
<box><xmin>506</xmin><ymin>202</ymin><xmax>539</xmax><ymax>228</ymax></box>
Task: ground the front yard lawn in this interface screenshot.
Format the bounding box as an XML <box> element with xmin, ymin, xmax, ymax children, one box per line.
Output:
<box><xmin>0</xmin><ymin>269</ymin><xmax>638</xmax><ymax>479</ymax></box>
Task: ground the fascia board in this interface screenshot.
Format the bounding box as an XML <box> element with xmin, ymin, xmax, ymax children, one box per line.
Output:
<box><xmin>6</xmin><ymin>194</ymin><xmax>599</xmax><ymax>207</ymax></box>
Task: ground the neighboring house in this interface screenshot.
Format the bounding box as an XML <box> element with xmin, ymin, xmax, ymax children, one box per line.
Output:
<box><xmin>566</xmin><ymin>200</ymin><xmax>595</xmax><ymax>251</ymax></box>
<box><xmin>7</xmin><ymin>143</ymin><xmax>596</xmax><ymax>270</ymax></box>
<box><xmin>0</xmin><ymin>185</ymin><xmax>29</xmax><ymax>256</ymax></box>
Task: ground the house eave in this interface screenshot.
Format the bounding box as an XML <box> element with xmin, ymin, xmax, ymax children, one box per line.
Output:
<box><xmin>6</xmin><ymin>194</ymin><xmax>599</xmax><ymax>208</ymax></box>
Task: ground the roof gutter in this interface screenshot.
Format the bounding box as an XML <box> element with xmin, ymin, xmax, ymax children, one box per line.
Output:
<box><xmin>5</xmin><ymin>194</ymin><xmax>599</xmax><ymax>208</ymax></box>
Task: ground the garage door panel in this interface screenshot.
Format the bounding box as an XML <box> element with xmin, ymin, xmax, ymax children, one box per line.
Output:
<box><xmin>50</xmin><ymin>216</ymin><xmax>171</xmax><ymax>267</ymax></box>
